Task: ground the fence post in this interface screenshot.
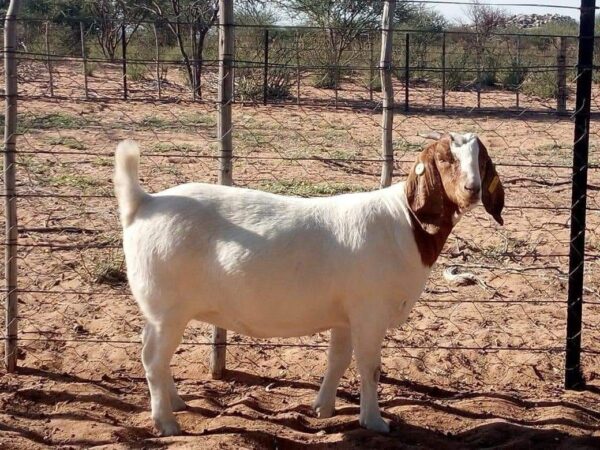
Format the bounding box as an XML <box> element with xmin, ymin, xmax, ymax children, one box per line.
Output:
<box><xmin>295</xmin><ymin>31</ymin><xmax>301</xmax><ymax>105</ymax></box>
<box><xmin>565</xmin><ymin>0</ymin><xmax>596</xmax><ymax>390</ymax></box>
<box><xmin>441</xmin><ymin>32</ymin><xmax>446</xmax><ymax>111</ymax></box>
<box><xmin>4</xmin><ymin>0</ymin><xmax>21</xmax><ymax>373</ymax></box>
<box><xmin>80</xmin><ymin>22</ymin><xmax>89</xmax><ymax>100</ymax></box>
<box><xmin>379</xmin><ymin>0</ymin><xmax>395</xmax><ymax>188</ymax></box>
<box><xmin>191</xmin><ymin>23</ymin><xmax>197</xmax><ymax>101</ymax></box>
<box><xmin>369</xmin><ymin>31</ymin><xmax>375</xmax><ymax>102</ymax></box>
<box><xmin>404</xmin><ymin>32</ymin><xmax>409</xmax><ymax>112</ymax></box>
<box><xmin>153</xmin><ymin>23</ymin><xmax>161</xmax><ymax>100</ymax></box>
<box><xmin>121</xmin><ymin>23</ymin><xmax>128</xmax><ymax>100</ymax></box>
<box><xmin>557</xmin><ymin>36</ymin><xmax>568</xmax><ymax>113</ymax></box>
<box><xmin>516</xmin><ymin>35</ymin><xmax>521</xmax><ymax>108</ymax></box>
<box><xmin>263</xmin><ymin>28</ymin><xmax>269</xmax><ymax>105</ymax></box>
<box><xmin>45</xmin><ymin>21</ymin><xmax>54</xmax><ymax>97</ymax></box>
<box><xmin>212</xmin><ymin>0</ymin><xmax>234</xmax><ymax>380</ymax></box>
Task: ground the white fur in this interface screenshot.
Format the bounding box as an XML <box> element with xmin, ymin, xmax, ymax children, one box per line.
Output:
<box><xmin>449</xmin><ymin>132</ymin><xmax>481</xmax><ymax>195</ymax></box>
<box><xmin>114</xmin><ymin>140</ymin><xmax>476</xmax><ymax>435</ymax></box>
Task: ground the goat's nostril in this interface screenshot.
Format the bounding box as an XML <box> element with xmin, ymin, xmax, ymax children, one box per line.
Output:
<box><xmin>465</xmin><ymin>184</ymin><xmax>481</xmax><ymax>194</ymax></box>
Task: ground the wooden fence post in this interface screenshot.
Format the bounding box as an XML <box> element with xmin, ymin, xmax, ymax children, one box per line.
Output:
<box><xmin>380</xmin><ymin>0</ymin><xmax>395</xmax><ymax>188</ymax></box>
<box><xmin>212</xmin><ymin>0</ymin><xmax>234</xmax><ymax>380</ymax></box>
<box><xmin>80</xmin><ymin>22</ymin><xmax>89</xmax><ymax>100</ymax></box>
<box><xmin>4</xmin><ymin>0</ymin><xmax>21</xmax><ymax>373</ymax></box>
<box><xmin>557</xmin><ymin>36</ymin><xmax>568</xmax><ymax>113</ymax></box>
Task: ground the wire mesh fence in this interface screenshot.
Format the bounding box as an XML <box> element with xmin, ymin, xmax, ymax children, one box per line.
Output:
<box><xmin>1</xmin><ymin>1</ymin><xmax>600</xmax><ymax>437</ymax></box>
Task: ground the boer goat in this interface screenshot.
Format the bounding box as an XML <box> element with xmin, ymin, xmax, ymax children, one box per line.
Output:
<box><xmin>114</xmin><ymin>132</ymin><xmax>504</xmax><ymax>435</ymax></box>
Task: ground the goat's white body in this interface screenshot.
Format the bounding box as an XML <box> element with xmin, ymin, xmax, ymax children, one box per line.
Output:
<box><xmin>124</xmin><ymin>182</ymin><xmax>430</xmax><ymax>338</ymax></box>
<box><xmin>114</xmin><ymin>140</ymin><xmax>435</xmax><ymax>435</ymax></box>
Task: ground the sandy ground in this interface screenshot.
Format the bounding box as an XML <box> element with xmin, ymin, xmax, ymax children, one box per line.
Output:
<box><xmin>1</xmin><ymin>61</ymin><xmax>600</xmax><ymax>448</ymax></box>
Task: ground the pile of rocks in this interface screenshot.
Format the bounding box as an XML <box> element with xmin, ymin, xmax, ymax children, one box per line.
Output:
<box><xmin>505</xmin><ymin>13</ymin><xmax>577</xmax><ymax>29</ymax></box>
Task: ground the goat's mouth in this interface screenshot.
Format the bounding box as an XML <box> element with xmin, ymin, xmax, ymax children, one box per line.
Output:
<box><xmin>457</xmin><ymin>190</ymin><xmax>481</xmax><ymax>208</ymax></box>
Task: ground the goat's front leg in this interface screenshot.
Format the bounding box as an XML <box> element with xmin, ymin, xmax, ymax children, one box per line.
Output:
<box><xmin>313</xmin><ymin>327</ymin><xmax>352</xmax><ymax>418</ymax></box>
<box><xmin>351</xmin><ymin>319</ymin><xmax>389</xmax><ymax>433</ymax></box>
<box><xmin>142</xmin><ymin>318</ymin><xmax>187</xmax><ymax>436</ymax></box>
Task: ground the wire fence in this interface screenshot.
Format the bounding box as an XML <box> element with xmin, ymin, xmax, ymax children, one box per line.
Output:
<box><xmin>2</xmin><ymin>0</ymin><xmax>600</xmax><ymax>403</ymax></box>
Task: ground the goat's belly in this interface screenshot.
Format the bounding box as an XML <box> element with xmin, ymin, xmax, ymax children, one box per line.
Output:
<box><xmin>193</xmin><ymin>299</ymin><xmax>347</xmax><ymax>338</ymax></box>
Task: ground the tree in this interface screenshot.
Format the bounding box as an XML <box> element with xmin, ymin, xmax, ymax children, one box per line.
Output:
<box><xmin>148</xmin><ymin>0</ymin><xmax>219</xmax><ymax>98</ymax></box>
<box><xmin>282</xmin><ymin>0</ymin><xmax>382</xmax><ymax>88</ymax></box>
<box><xmin>85</xmin><ymin>1</ymin><xmax>149</xmax><ymax>61</ymax></box>
<box><xmin>464</xmin><ymin>0</ymin><xmax>508</xmax><ymax>86</ymax></box>
<box><xmin>404</xmin><ymin>6</ymin><xmax>447</xmax><ymax>72</ymax></box>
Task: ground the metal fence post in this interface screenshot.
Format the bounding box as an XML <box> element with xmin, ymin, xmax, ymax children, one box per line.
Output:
<box><xmin>45</xmin><ymin>21</ymin><xmax>54</xmax><ymax>97</ymax></box>
<box><xmin>80</xmin><ymin>22</ymin><xmax>89</xmax><ymax>100</ymax></box>
<box><xmin>295</xmin><ymin>31</ymin><xmax>301</xmax><ymax>105</ymax></box>
<box><xmin>565</xmin><ymin>0</ymin><xmax>596</xmax><ymax>390</ymax></box>
<box><xmin>369</xmin><ymin>31</ymin><xmax>375</xmax><ymax>103</ymax></box>
<box><xmin>516</xmin><ymin>35</ymin><xmax>521</xmax><ymax>108</ymax></box>
<box><xmin>153</xmin><ymin>23</ymin><xmax>161</xmax><ymax>100</ymax></box>
<box><xmin>121</xmin><ymin>23</ymin><xmax>128</xmax><ymax>100</ymax></box>
<box><xmin>404</xmin><ymin>32</ymin><xmax>409</xmax><ymax>112</ymax></box>
<box><xmin>212</xmin><ymin>0</ymin><xmax>234</xmax><ymax>379</ymax></box>
<box><xmin>263</xmin><ymin>28</ymin><xmax>269</xmax><ymax>105</ymax></box>
<box><xmin>441</xmin><ymin>32</ymin><xmax>446</xmax><ymax>111</ymax></box>
<box><xmin>379</xmin><ymin>0</ymin><xmax>395</xmax><ymax>188</ymax></box>
<box><xmin>557</xmin><ymin>36</ymin><xmax>568</xmax><ymax>113</ymax></box>
<box><xmin>4</xmin><ymin>0</ymin><xmax>21</xmax><ymax>373</ymax></box>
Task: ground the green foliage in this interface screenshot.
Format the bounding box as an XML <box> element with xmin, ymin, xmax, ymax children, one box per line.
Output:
<box><xmin>521</xmin><ymin>70</ymin><xmax>558</xmax><ymax>99</ymax></box>
<box><xmin>260</xmin><ymin>180</ymin><xmax>364</xmax><ymax>197</ymax></box>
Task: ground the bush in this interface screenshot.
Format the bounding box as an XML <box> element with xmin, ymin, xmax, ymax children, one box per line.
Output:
<box><xmin>127</xmin><ymin>62</ymin><xmax>148</xmax><ymax>82</ymax></box>
<box><xmin>521</xmin><ymin>70</ymin><xmax>558</xmax><ymax>99</ymax></box>
<box><xmin>501</xmin><ymin>59</ymin><xmax>527</xmax><ymax>90</ymax></box>
<box><xmin>445</xmin><ymin>52</ymin><xmax>470</xmax><ymax>91</ymax></box>
<box><xmin>236</xmin><ymin>68</ymin><xmax>293</xmax><ymax>102</ymax></box>
<box><xmin>312</xmin><ymin>67</ymin><xmax>339</xmax><ymax>89</ymax></box>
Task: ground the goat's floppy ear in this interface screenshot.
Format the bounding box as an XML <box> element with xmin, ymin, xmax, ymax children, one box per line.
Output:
<box><xmin>406</xmin><ymin>145</ymin><xmax>445</xmax><ymax>234</ymax></box>
<box><xmin>478</xmin><ymin>139</ymin><xmax>505</xmax><ymax>225</ymax></box>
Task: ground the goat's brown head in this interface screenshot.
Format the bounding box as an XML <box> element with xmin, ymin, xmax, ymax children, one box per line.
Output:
<box><xmin>406</xmin><ymin>132</ymin><xmax>504</xmax><ymax>236</ymax></box>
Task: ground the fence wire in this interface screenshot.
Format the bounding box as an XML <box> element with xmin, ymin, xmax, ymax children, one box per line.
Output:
<box><xmin>1</xmin><ymin>14</ymin><xmax>599</xmax><ymax>402</ymax></box>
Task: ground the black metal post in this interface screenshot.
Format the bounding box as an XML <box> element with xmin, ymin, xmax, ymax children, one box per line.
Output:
<box><xmin>404</xmin><ymin>32</ymin><xmax>409</xmax><ymax>112</ymax></box>
<box><xmin>565</xmin><ymin>0</ymin><xmax>596</xmax><ymax>390</ymax></box>
<box><xmin>441</xmin><ymin>32</ymin><xmax>446</xmax><ymax>111</ymax></box>
<box><xmin>263</xmin><ymin>28</ymin><xmax>269</xmax><ymax>105</ymax></box>
<box><xmin>122</xmin><ymin>23</ymin><xmax>128</xmax><ymax>100</ymax></box>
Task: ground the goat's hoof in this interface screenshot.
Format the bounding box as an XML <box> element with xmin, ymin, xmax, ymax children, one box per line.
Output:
<box><xmin>313</xmin><ymin>402</ymin><xmax>334</xmax><ymax>419</ymax></box>
<box><xmin>171</xmin><ymin>396</ymin><xmax>188</xmax><ymax>412</ymax></box>
<box><xmin>155</xmin><ymin>418</ymin><xmax>182</xmax><ymax>436</ymax></box>
<box><xmin>360</xmin><ymin>416</ymin><xmax>390</xmax><ymax>433</ymax></box>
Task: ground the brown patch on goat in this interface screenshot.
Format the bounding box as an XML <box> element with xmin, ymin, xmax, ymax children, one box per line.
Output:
<box><xmin>405</xmin><ymin>136</ymin><xmax>504</xmax><ymax>267</ymax></box>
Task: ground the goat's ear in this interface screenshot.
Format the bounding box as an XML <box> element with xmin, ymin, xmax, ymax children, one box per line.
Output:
<box><xmin>478</xmin><ymin>139</ymin><xmax>505</xmax><ymax>225</ymax></box>
<box><xmin>406</xmin><ymin>147</ymin><xmax>444</xmax><ymax>234</ymax></box>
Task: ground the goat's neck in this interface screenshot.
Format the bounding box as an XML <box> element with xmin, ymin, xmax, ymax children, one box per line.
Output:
<box><xmin>406</xmin><ymin>198</ymin><xmax>459</xmax><ymax>267</ymax></box>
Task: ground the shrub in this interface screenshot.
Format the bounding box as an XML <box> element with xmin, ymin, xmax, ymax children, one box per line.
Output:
<box><xmin>127</xmin><ymin>62</ymin><xmax>148</xmax><ymax>82</ymax></box>
<box><xmin>521</xmin><ymin>70</ymin><xmax>558</xmax><ymax>99</ymax></box>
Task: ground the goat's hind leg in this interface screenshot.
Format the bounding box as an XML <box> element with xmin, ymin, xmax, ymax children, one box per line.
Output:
<box><xmin>142</xmin><ymin>317</ymin><xmax>187</xmax><ymax>436</ymax></box>
<box><xmin>142</xmin><ymin>323</ymin><xmax>187</xmax><ymax>412</ymax></box>
<box><xmin>313</xmin><ymin>327</ymin><xmax>352</xmax><ymax>418</ymax></box>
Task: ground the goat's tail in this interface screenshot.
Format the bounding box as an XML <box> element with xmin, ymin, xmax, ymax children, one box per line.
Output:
<box><xmin>114</xmin><ymin>140</ymin><xmax>148</xmax><ymax>227</ymax></box>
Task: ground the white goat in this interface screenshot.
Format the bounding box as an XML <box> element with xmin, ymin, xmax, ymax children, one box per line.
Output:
<box><xmin>114</xmin><ymin>132</ymin><xmax>504</xmax><ymax>435</ymax></box>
